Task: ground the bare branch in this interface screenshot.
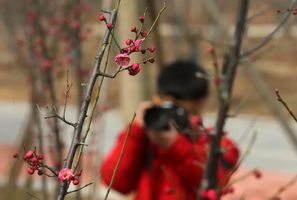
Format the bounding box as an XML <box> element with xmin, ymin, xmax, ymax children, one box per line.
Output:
<box><xmin>143</xmin><ymin>3</ymin><xmax>166</xmax><ymax>41</ymax></box>
<box><xmin>110</xmin><ymin>30</ymin><xmax>122</xmax><ymax>50</ymax></box>
<box><xmin>222</xmin><ymin>131</ymin><xmax>257</xmax><ymax>187</ymax></box>
<box><xmin>42</xmin><ymin>163</ymin><xmax>58</xmax><ymax>177</ymax></box>
<box><xmin>203</xmin><ymin>0</ymin><xmax>250</xmax><ymax>190</ymax></box>
<box><xmin>269</xmin><ymin>174</ymin><xmax>297</xmax><ymax>199</ymax></box>
<box><xmin>25</xmin><ymin>191</ymin><xmax>41</xmax><ymax>200</ymax></box>
<box><xmin>241</xmin><ymin>0</ymin><xmax>297</xmax><ymax>58</ymax></box>
<box><xmin>57</xmin><ymin>8</ymin><xmax>120</xmax><ymax>200</ymax></box>
<box><xmin>45</xmin><ymin>114</ymin><xmax>77</xmax><ymax>128</ymax></box>
<box><xmin>275</xmin><ymin>89</ymin><xmax>297</xmax><ymax>123</ymax></box>
<box><xmin>225</xmin><ymin>168</ymin><xmax>259</xmax><ymax>187</ymax></box>
<box><xmin>63</xmin><ymin>71</ymin><xmax>72</xmax><ymax>120</ymax></box>
<box><xmin>228</xmin><ymin>88</ymin><xmax>253</xmax><ymax>117</ymax></box>
<box><xmin>103</xmin><ymin>113</ymin><xmax>136</xmax><ymax>200</ymax></box>
<box><xmin>66</xmin><ymin>182</ymin><xmax>94</xmax><ymax>195</ymax></box>
<box><xmin>246</xmin><ymin>7</ymin><xmax>269</xmax><ymax>23</ymax></box>
<box><xmin>135</xmin><ymin>7</ymin><xmax>148</xmax><ymax>40</ymax></box>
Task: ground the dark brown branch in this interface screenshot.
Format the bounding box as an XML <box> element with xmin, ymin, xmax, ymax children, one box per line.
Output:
<box><xmin>57</xmin><ymin>9</ymin><xmax>119</xmax><ymax>200</ymax></box>
<box><xmin>275</xmin><ymin>89</ymin><xmax>297</xmax><ymax>123</ymax></box>
<box><xmin>203</xmin><ymin>0</ymin><xmax>249</xmax><ymax>190</ymax></box>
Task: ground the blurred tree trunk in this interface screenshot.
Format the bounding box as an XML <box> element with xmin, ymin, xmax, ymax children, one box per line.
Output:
<box><xmin>118</xmin><ymin>0</ymin><xmax>146</xmax><ymax>121</ymax></box>
<box><xmin>199</xmin><ymin>0</ymin><xmax>229</xmax><ymax>40</ymax></box>
<box><xmin>4</xmin><ymin>111</ymin><xmax>34</xmax><ymax>200</ymax></box>
<box><xmin>145</xmin><ymin>0</ymin><xmax>164</xmax><ymax>67</ymax></box>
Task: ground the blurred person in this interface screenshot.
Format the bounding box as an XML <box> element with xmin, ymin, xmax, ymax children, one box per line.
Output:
<box><xmin>100</xmin><ymin>60</ymin><xmax>239</xmax><ymax>200</ymax></box>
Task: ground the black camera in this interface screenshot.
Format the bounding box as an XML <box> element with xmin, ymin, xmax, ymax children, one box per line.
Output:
<box><xmin>143</xmin><ymin>101</ymin><xmax>189</xmax><ymax>132</ymax></box>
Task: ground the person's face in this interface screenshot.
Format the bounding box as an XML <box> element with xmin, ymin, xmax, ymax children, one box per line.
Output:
<box><xmin>175</xmin><ymin>98</ymin><xmax>208</xmax><ymax>116</ymax></box>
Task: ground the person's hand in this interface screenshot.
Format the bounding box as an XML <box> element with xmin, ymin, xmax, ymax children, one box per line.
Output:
<box><xmin>134</xmin><ymin>101</ymin><xmax>153</xmax><ymax>127</ymax></box>
<box><xmin>147</xmin><ymin>122</ymin><xmax>178</xmax><ymax>149</ymax></box>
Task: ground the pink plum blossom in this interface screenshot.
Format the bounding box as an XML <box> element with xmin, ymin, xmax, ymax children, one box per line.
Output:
<box><xmin>58</xmin><ymin>168</ymin><xmax>73</xmax><ymax>183</ymax></box>
<box><xmin>134</xmin><ymin>39</ymin><xmax>143</xmax><ymax>52</ymax></box>
<box><xmin>114</xmin><ymin>53</ymin><xmax>130</xmax><ymax>66</ymax></box>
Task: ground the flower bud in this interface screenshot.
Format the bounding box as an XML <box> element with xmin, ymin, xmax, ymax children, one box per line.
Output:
<box><xmin>138</xmin><ymin>16</ymin><xmax>145</xmax><ymax>23</ymax></box>
<box><xmin>149</xmin><ymin>58</ymin><xmax>155</xmax><ymax>63</ymax></box>
<box><xmin>73</xmin><ymin>179</ymin><xmax>79</xmax><ymax>185</ymax></box>
<box><xmin>148</xmin><ymin>47</ymin><xmax>156</xmax><ymax>53</ymax></box>
<box><xmin>106</xmin><ymin>23</ymin><xmax>113</xmax><ymax>29</ymax></box>
<box><xmin>37</xmin><ymin>154</ymin><xmax>44</xmax><ymax>160</ymax></box>
<box><xmin>130</xmin><ymin>26</ymin><xmax>137</xmax><ymax>33</ymax></box>
<box><xmin>125</xmin><ymin>39</ymin><xmax>132</xmax><ymax>46</ymax></box>
<box><xmin>27</xmin><ymin>167</ymin><xmax>35</xmax><ymax>175</ymax></box>
<box><xmin>98</xmin><ymin>15</ymin><xmax>105</xmax><ymax>21</ymax></box>
<box><xmin>140</xmin><ymin>31</ymin><xmax>147</xmax><ymax>37</ymax></box>
<box><xmin>24</xmin><ymin>150</ymin><xmax>34</xmax><ymax>160</ymax></box>
<box><xmin>128</xmin><ymin>63</ymin><xmax>141</xmax><ymax>76</ymax></box>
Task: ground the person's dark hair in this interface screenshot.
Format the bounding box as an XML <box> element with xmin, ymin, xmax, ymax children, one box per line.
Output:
<box><xmin>157</xmin><ymin>60</ymin><xmax>209</xmax><ymax>100</ymax></box>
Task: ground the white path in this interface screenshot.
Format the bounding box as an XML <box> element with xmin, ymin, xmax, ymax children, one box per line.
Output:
<box><xmin>1</xmin><ymin>101</ymin><xmax>297</xmax><ymax>173</ymax></box>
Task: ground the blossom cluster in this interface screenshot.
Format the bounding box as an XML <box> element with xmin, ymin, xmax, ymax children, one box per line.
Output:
<box><xmin>21</xmin><ymin>150</ymin><xmax>45</xmax><ymax>176</ymax></box>
<box><xmin>58</xmin><ymin>168</ymin><xmax>81</xmax><ymax>185</ymax></box>
<box><xmin>99</xmin><ymin>13</ymin><xmax>156</xmax><ymax>76</ymax></box>
<box><xmin>14</xmin><ymin>150</ymin><xmax>82</xmax><ymax>185</ymax></box>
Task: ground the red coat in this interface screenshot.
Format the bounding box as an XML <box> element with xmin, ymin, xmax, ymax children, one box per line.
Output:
<box><xmin>100</xmin><ymin>122</ymin><xmax>239</xmax><ymax>200</ymax></box>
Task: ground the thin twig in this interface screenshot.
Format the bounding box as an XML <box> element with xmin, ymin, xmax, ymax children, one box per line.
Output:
<box><xmin>66</xmin><ymin>182</ymin><xmax>94</xmax><ymax>195</ymax></box>
<box><xmin>246</xmin><ymin>6</ymin><xmax>269</xmax><ymax>23</ymax></box>
<box><xmin>197</xmin><ymin>35</ymin><xmax>231</xmax><ymax>47</ymax></box>
<box><xmin>238</xmin><ymin>119</ymin><xmax>257</xmax><ymax>143</ymax></box>
<box><xmin>222</xmin><ymin>131</ymin><xmax>257</xmax><ymax>188</ymax></box>
<box><xmin>110</xmin><ymin>29</ymin><xmax>122</xmax><ymax>50</ymax></box>
<box><xmin>135</xmin><ymin>7</ymin><xmax>148</xmax><ymax>40</ymax></box>
<box><xmin>63</xmin><ymin>71</ymin><xmax>72</xmax><ymax>120</ymax></box>
<box><xmin>275</xmin><ymin>89</ymin><xmax>297</xmax><ymax>123</ymax></box>
<box><xmin>25</xmin><ymin>192</ymin><xmax>41</xmax><ymax>200</ymax></box>
<box><xmin>225</xmin><ymin>169</ymin><xmax>257</xmax><ymax>187</ymax></box>
<box><xmin>241</xmin><ymin>0</ymin><xmax>297</xmax><ymax>58</ymax></box>
<box><xmin>143</xmin><ymin>3</ymin><xmax>166</xmax><ymax>41</ymax></box>
<box><xmin>42</xmin><ymin>163</ymin><xmax>58</xmax><ymax>177</ymax></box>
<box><xmin>103</xmin><ymin>113</ymin><xmax>136</xmax><ymax>200</ymax></box>
<box><xmin>45</xmin><ymin>114</ymin><xmax>77</xmax><ymax>128</ymax></box>
<box><xmin>228</xmin><ymin>88</ymin><xmax>253</xmax><ymax>117</ymax></box>
<box><xmin>269</xmin><ymin>174</ymin><xmax>297</xmax><ymax>199</ymax></box>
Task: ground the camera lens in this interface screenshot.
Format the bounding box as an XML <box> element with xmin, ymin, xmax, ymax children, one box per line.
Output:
<box><xmin>143</xmin><ymin>103</ymin><xmax>189</xmax><ymax>132</ymax></box>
